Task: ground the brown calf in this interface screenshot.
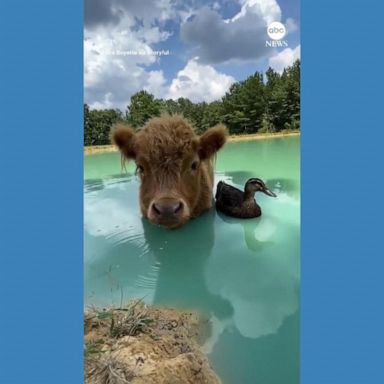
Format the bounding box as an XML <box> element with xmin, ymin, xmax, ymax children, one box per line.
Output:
<box><xmin>112</xmin><ymin>114</ymin><xmax>227</xmax><ymax>229</ymax></box>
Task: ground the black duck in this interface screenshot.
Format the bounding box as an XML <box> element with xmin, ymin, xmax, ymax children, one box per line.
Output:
<box><xmin>215</xmin><ymin>178</ymin><xmax>276</xmax><ymax>218</ymax></box>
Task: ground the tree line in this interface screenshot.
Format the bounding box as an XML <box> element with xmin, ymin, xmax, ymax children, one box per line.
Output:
<box><xmin>84</xmin><ymin>60</ymin><xmax>300</xmax><ymax>146</ymax></box>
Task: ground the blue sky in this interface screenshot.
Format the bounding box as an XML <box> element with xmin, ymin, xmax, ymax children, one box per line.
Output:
<box><xmin>84</xmin><ymin>0</ymin><xmax>300</xmax><ymax>110</ymax></box>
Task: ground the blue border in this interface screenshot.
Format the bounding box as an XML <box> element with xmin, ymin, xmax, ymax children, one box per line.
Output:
<box><xmin>302</xmin><ymin>0</ymin><xmax>384</xmax><ymax>383</ymax></box>
<box><xmin>0</xmin><ymin>0</ymin><xmax>383</xmax><ymax>383</ymax></box>
<box><xmin>0</xmin><ymin>1</ymin><xmax>83</xmax><ymax>383</ymax></box>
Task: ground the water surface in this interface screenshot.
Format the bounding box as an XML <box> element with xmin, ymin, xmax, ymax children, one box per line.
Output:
<box><xmin>84</xmin><ymin>137</ymin><xmax>300</xmax><ymax>384</ymax></box>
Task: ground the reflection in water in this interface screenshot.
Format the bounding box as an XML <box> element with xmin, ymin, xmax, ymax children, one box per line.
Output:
<box><xmin>216</xmin><ymin>211</ymin><xmax>275</xmax><ymax>252</ymax></box>
<box><xmin>268</xmin><ymin>177</ymin><xmax>300</xmax><ymax>200</ymax></box>
<box><xmin>205</xmin><ymin>217</ymin><xmax>299</xmax><ymax>340</ymax></box>
<box><xmin>141</xmin><ymin>212</ymin><xmax>234</xmax><ymax>320</ymax></box>
<box><xmin>211</xmin><ymin>311</ymin><xmax>299</xmax><ymax>384</ymax></box>
<box><xmin>84</xmin><ymin>137</ymin><xmax>300</xmax><ymax>384</ymax></box>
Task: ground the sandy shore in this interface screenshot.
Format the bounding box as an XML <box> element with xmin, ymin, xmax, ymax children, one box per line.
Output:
<box><xmin>84</xmin><ymin>131</ymin><xmax>300</xmax><ymax>155</ymax></box>
<box><xmin>84</xmin><ymin>301</ymin><xmax>220</xmax><ymax>384</ymax></box>
<box><xmin>227</xmin><ymin>130</ymin><xmax>300</xmax><ymax>142</ymax></box>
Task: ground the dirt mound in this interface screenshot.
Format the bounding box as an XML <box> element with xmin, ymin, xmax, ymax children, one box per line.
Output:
<box><xmin>84</xmin><ymin>301</ymin><xmax>221</xmax><ymax>384</ymax></box>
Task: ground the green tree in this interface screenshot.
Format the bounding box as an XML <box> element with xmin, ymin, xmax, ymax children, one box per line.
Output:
<box><xmin>284</xmin><ymin>59</ymin><xmax>300</xmax><ymax>129</ymax></box>
<box><xmin>201</xmin><ymin>101</ymin><xmax>224</xmax><ymax>132</ymax></box>
<box><xmin>263</xmin><ymin>60</ymin><xmax>300</xmax><ymax>132</ymax></box>
<box><xmin>84</xmin><ymin>105</ymin><xmax>123</xmax><ymax>145</ymax></box>
<box><xmin>84</xmin><ymin>104</ymin><xmax>92</xmax><ymax>145</ymax></box>
<box><xmin>222</xmin><ymin>72</ymin><xmax>265</xmax><ymax>134</ymax></box>
<box><xmin>126</xmin><ymin>90</ymin><xmax>162</xmax><ymax>128</ymax></box>
<box><xmin>84</xmin><ymin>61</ymin><xmax>300</xmax><ymax>145</ymax></box>
<box><xmin>161</xmin><ymin>99</ymin><xmax>183</xmax><ymax>115</ymax></box>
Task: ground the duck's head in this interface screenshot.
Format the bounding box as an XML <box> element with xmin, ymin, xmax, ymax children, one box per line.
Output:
<box><xmin>245</xmin><ymin>178</ymin><xmax>277</xmax><ymax>197</ymax></box>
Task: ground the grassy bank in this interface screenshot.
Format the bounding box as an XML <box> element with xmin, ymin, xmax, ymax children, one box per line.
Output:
<box><xmin>84</xmin><ymin>130</ymin><xmax>300</xmax><ymax>155</ymax></box>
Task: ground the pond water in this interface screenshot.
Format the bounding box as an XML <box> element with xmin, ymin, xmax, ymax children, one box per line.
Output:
<box><xmin>84</xmin><ymin>136</ymin><xmax>300</xmax><ymax>384</ymax></box>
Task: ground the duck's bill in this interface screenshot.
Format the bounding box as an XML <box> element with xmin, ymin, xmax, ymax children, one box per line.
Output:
<box><xmin>263</xmin><ymin>188</ymin><xmax>277</xmax><ymax>197</ymax></box>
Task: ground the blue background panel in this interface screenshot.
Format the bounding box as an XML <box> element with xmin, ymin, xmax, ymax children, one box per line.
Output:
<box><xmin>0</xmin><ymin>0</ymin><xmax>383</xmax><ymax>383</ymax></box>
<box><xmin>302</xmin><ymin>0</ymin><xmax>384</xmax><ymax>383</ymax></box>
<box><xmin>0</xmin><ymin>1</ymin><xmax>83</xmax><ymax>383</ymax></box>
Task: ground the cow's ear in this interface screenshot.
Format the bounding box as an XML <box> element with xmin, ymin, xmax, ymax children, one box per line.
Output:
<box><xmin>198</xmin><ymin>124</ymin><xmax>228</xmax><ymax>159</ymax></box>
<box><xmin>111</xmin><ymin>123</ymin><xmax>136</xmax><ymax>159</ymax></box>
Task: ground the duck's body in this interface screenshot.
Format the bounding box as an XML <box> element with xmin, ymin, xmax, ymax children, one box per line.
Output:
<box><xmin>215</xmin><ymin>178</ymin><xmax>276</xmax><ymax>218</ymax></box>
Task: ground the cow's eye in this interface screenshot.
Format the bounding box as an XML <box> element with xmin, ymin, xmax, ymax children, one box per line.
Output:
<box><xmin>136</xmin><ymin>165</ymin><xmax>144</xmax><ymax>174</ymax></box>
<box><xmin>191</xmin><ymin>161</ymin><xmax>199</xmax><ymax>170</ymax></box>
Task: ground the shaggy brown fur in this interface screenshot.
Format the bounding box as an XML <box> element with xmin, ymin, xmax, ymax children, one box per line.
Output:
<box><xmin>112</xmin><ymin>114</ymin><xmax>227</xmax><ymax>229</ymax></box>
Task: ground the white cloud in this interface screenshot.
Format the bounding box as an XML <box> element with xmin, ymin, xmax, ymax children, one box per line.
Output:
<box><xmin>85</xmin><ymin>0</ymin><xmax>176</xmax><ymax>29</ymax></box>
<box><xmin>84</xmin><ymin>0</ymin><xmax>183</xmax><ymax>110</ymax></box>
<box><xmin>84</xmin><ymin>9</ymin><xmax>171</xmax><ymax>110</ymax></box>
<box><xmin>268</xmin><ymin>45</ymin><xmax>301</xmax><ymax>73</ymax></box>
<box><xmin>285</xmin><ymin>17</ymin><xmax>298</xmax><ymax>33</ymax></box>
<box><xmin>233</xmin><ymin>0</ymin><xmax>281</xmax><ymax>25</ymax></box>
<box><xmin>181</xmin><ymin>0</ymin><xmax>290</xmax><ymax>64</ymax></box>
<box><xmin>143</xmin><ymin>70</ymin><xmax>168</xmax><ymax>98</ymax></box>
<box><xmin>84</xmin><ymin>0</ymin><xmax>300</xmax><ymax>109</ymax></box>
<box><xmin>165</xmin><ymin>58</ymin><xmax>235</xmax><ymax>103</ymax></box>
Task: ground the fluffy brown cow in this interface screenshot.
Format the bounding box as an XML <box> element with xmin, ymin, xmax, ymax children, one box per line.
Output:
<box><xmin>112</xmin><ymin>114</ymin><xmax>227</xmax><ymax>229</ymax></box>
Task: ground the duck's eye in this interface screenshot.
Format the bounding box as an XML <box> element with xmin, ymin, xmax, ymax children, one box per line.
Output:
<box><xmin>191</xmin><ymin>161</ymin><xmax>199</xmax><ymax>171</ymax></box>
<box><xmin>136</xmin><ymin>165</ymin><xmax>144</xmax><ymax>174</ymax></box>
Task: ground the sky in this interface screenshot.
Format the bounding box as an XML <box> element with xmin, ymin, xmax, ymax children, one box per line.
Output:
<box><xmin>84</xmin><ymin>0</ymin><xmax>300</xmax><ymax>111</ymax></box>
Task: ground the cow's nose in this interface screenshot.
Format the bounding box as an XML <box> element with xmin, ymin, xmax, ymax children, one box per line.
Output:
<box><xmin>152</xmin><ymin>200</ymin><xmax>184</xmax><ymax>217</ymax></box>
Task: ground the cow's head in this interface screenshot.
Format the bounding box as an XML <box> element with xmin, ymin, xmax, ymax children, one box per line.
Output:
<box><xmin>112</xmin><ymin>115</ymin><xmax>227</xmax><ymax>229</ymax></box>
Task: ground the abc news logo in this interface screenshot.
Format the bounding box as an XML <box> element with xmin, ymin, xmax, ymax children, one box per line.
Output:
<box><xmin>266</xmin><ymin>21</ymin><xmax>288</xmax><ymax>48</ymax></box>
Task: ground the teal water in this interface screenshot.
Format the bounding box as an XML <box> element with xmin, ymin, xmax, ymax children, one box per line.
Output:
<box><xmin>84</xmin><ymin>137</ymin><xmax>300</xmax><ymax>384</ymax></box>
